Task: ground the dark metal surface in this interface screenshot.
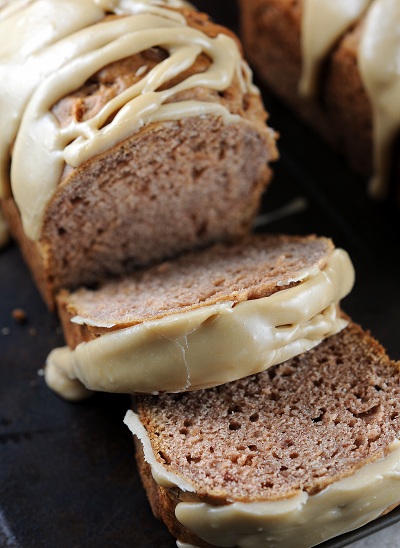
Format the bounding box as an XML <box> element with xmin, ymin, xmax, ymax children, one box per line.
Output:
<box><xmin>1</xmin><ymin>1</ymin><xmax>400</xmax><ymax>547</ymax></box>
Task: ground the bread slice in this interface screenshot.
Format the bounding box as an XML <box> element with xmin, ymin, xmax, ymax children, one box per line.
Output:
<box><xmin>126</xmin><ymin>321</ymin><xmax>400</xmax><ymax>548</ymax></box>
<box><xmin>44</xmin><ymin>234</ymin><xmax>354</xmax><ymax>400</ymax></box>
<box><xmin>1</xmin><ymin>2</ymin><xmax>277</xmax><ymax>309</ymax></box>
<box><xmin>238</xmin><ymin>0</ymin><xmax>400</xmax><ymax>201</ymax></box>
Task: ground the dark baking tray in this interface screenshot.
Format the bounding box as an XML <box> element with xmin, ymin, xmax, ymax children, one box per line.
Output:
<box><xmin>1</xmin><ymin>1</ymin><xmax>399</xmax><ymax>547</ymax></box>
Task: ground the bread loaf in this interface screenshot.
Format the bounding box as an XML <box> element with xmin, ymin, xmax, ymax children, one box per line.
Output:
<box><xmin>0</xmin><ymin>0</ymin><xmax>277</xmax><ymax>308</ymax></box>
<box><xmin>126</xmin><ymin>321</ymin><xmax>400</xmax><ymax>547</ymax></box>
<box><xmin>45</xmin><ymin>234</ymin><xmax>354</xmax><ymax>400</ymax></box>
<box><xmin>239</xmin><ymin>0</ymin><xmax>400</xmax><ymax>201</ymax></box>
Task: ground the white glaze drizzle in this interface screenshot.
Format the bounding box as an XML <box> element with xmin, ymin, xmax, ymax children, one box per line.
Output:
<box><xmin>0</xmin><ymin>0</ymin><xmax>255</xmax><ymax>239</ymax></box>
<box><xmin>300</xmin><ymin>0</ymin><xmax>371</xmax><ymax>97</ymax></box>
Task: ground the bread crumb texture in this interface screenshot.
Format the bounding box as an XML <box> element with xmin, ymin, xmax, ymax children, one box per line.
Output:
<box><xmin>59</xmin><ymin>234</ymin><xmax>332</xmax><ymax>328</ymax></box>
<box><xmin>137</xmin><ymin>322</ymin><xmax>400</xmax><ymax>503</ymax></box>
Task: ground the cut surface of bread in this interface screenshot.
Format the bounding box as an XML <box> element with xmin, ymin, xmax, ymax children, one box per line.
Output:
<box><xmin>2</xmin><ymin>2</ymin><xmax>277</xmax><ymax>308</ymax></box>
<box><xmin>44</xmin><ymin>234</ymin><xmax>353</xmax><ymax>400</ymax></box>
<box><xmin>128</xmin><ymin>321</ymin><xmax>400</xmax><ymax>547</ymax></box>
<box><xmin>57</xmin><ymin>234</ymin><xmax>335</xmax><ymax>340</ymax></box>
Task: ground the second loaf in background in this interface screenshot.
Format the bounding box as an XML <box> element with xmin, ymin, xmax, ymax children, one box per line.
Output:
<box><xmin>239</xmin><ymin>0</ymin><xmax>400</xmax><ymax>201</ymax></box>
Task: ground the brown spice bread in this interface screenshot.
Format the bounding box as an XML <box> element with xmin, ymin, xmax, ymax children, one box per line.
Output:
<box><xmin>56</xmin><ymin>233</ymin><xmax>334</xmax><ymax>348</ymax></box>
<box><xmin>2</xmin><ymin>3</ymin><xmax>278</xmax><ymax>309</ymax></box>
<box><xmin>238</xmin><ymin>0</ymin><xmax>398</xmax><ymax>195</ymax></box>
<box><xmin>130</xmin><ymin>321</ymin><xmax>400</xmax><ymax>547</ymax></box>
<box><xmin>46</xmin><ymin>233</ymin><xmax>352</xmax><ymax>400</ymax></box>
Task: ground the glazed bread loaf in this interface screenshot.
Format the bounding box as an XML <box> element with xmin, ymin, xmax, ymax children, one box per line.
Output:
<box><xmin>239</xmin><ymin>0</ymin><xmax>400</xmax><ymax>201</ymax></box>
<box><xmin>45</xmin><ymin>234</ymin><xmax>355</xmax><ymax>400</ymax></box>
<box><xmin>126</xmin><ymin>321</ymin><xmax>400</xmax><ymax>547</ymax></box>
<box><xmin>0</xmin><ymin>0</ymin><xmax>277</xmax><ymax>308</ymax></box>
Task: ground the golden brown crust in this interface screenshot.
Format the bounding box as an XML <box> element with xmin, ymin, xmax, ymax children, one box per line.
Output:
<box><xmin>2</xmin><ymin>197</ymin><xmax>54</xmax><ymax>306</ymax></box>
<box><xmin>134</xmin><ymin>440</ymin><xmax>213</xmax><ymax>548</ymax></box>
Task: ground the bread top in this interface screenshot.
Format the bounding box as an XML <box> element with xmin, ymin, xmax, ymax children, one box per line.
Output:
<box><xmin>57</xmin><ymin>234</ymin><xmax>335</xmax><ymax>333</ymax></box>
<box><xmin>133</xmin><ymin>321</ymin><xmax>400</xmax><ymax>504</ymax></box>
<box><xmin>1</xmin><ymin>0</ymin><xmax>272</xmax><ymax>240</ymax></box>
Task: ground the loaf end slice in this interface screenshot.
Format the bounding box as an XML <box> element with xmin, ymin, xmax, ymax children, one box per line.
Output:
<box><xmin>2</xmin><ymin>5</ymin><xmax>278</xmax><ymax>309</ymax></box>
<box><xmin>128</xmin><ymin>321</ymin><xmax>400</xmax><ymax>547</ymax></box>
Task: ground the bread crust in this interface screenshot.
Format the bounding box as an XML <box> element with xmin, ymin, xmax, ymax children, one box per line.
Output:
<box><xmin>3</xmin><ymin>6</ymin><xmax>277</xmax><ymax>309</ymax></box>
<box><xmin>134</xmin><ymin>440</ymin><xmax>214</xmax><ymax>548</ymax></box>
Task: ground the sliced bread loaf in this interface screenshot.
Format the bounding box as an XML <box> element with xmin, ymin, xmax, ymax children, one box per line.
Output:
<box><xmin>45</xmin><ymin>234</ymin><xmax>354</xmax><ymax>400</ymax></box>
<box><xmin>126</xmin><ymin>321</ymin><xmax>400</xmax><ymax>548</ymax></box>
<box><xmin>1</xmin><ymin>0</ymin><xmax>277</xmax><ymax>308</ymax></box>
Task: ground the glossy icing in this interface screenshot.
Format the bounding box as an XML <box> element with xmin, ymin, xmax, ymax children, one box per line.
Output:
<box><xmin>0</xmin><ymin>0</ymin><xmax>254</xmax><ymax>239</ymax></box>
<box><xmin>44</xmin><ymin>249</ymin><xmax>354</xmax><ymax>400</ymax></box>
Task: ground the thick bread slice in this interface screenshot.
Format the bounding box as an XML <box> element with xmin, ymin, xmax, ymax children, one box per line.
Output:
<box><xmin>2</xmin><ymin>4</ymin><xmax>277</xmax><ymax>309</ymax></box>
<box><xmin>128</xmin><ymin>321</ymin><xmax>400</xmax><ymax>548</ymax></box>
<box><xmin>57</xmin><ymin>234</ymin><xmax>335</xmax><ymax>343</ymax></box>
<box><xmin>45</xmin><ymin>234</ymin><xmax>354</xmax><ymax>399</ymax></box>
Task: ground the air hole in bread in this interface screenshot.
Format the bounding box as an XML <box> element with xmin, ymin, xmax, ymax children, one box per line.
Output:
<box><xmin>158</xmin><ymin>451</ymin><xmax>171</xmax><ymax>465</ymax></box>
<box><xmin>354</xmin><ymin>404</ymin><xmax>382</xmax><ymax>423</ymax></box>
<box><xmin>354</xmin><ymin>436</ymin><xmax>365</xmax><ymax>449</ymax></box>
<box><xmin>229</xmin><ymin>420</ymin><xmax>241</xmax><ymax>431</ymax></box>
<box><xmin>186</xmin><ymin>454</ymin><xmax>201</xmax><ymax>464</ymax></box>
<box><xmin>192</xmin><ymin>166</ymin><xmax>206</xmax><ymax>179</ymax></box>
<box><xmin>312</xmin><ymin>413</ymin><xmax>324</xmax><ymax>423</ymax></box>
<box><xmin>261</xmin><ymin>481</ymin><xmax>274</xmax><ymax>490</ymax></box>
<box><xmin>228</xmin><ymin>404</ymin><xmax>242</xmax><ymax>414</ymax></box>
<box><xmin>367</xmin><ymin>431</ymin><xmax>381</xmax><ymax>443</ymax></box>
<box><xmin>196</xmin><ymin>221</ymin><xmax>207</xmax><ymax>238</ymax></box>
<box><xmin>283</xmin><ymin>439</ymin><xmax>294</xmax><ymax>448</ymax></box>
